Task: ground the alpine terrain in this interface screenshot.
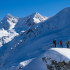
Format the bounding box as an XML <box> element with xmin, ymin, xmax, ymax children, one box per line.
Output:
<box><xmin>0</xmin><ymin>7</ymin><xmax>70</xmax><ymax>70</ymax></box>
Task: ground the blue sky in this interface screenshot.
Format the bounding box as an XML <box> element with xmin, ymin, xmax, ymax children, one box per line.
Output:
<box><xmin>0</xmin><ymin>0</ymin><xmax>70</xmax><ymax>20</ymax></box>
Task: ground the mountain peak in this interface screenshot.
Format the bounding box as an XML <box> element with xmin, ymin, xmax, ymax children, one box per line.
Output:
<box><xmin>6</xmin><ymin>13</ymin><xmax>14</xmax><ymax>18</ymax></box>
<box><xmin>62</xmin><ymin>7</ymin><xmax>70</xmax><ymax>13</ymax></box>
<box><xmin>32</xmin><ymin>12</ymin><xmax>41</xmax><ymax>17</ymax></box>
<box><xmin>56</xmin><ymin>7</ymin><xmax>70</xmax><ymax>16</ymax></box>
<box><xmin>33</xmin><ymin>12</ymin><xmax>39</xmax><ymax>15</ymax></box>
<box><xmin>7</xmin><ymin>13</ymin><xmax>12</xmax><ymax>16</ymax></box>
<box><xmin>63</xmin><ymin>7</ymin><xmax>70</xmax><ymax>11</ymax></box>
<box><xmin>31</xmin><ymin>12</ymin><xmax>48</xmax><ymax>23</ymax></box>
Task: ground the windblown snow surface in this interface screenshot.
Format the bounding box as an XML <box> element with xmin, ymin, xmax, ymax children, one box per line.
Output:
<box><xmin>0</xmin><ymin>7</ymin><xmax>70</xmax><ymax>70</ymax></box>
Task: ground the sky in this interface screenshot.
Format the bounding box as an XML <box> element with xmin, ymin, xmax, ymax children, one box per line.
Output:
<box><xmin>0</xmin><ymin>0</ymin><xmax>70</xmax><ymax>20</ymax></box>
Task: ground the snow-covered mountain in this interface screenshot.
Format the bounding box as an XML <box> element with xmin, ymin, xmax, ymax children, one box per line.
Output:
<box><xmin>0</xmin><ymin>7</ymin><xmax>70</xmax><ymax>70</ymax></box>
<box><xmin>0</xmin><ymin>14</ymin><xmax>18</xmax><ymax>30</ymax></box>
<box><xmin>0</xmin><ymin>12</ymin><xmax>48</xmax><ymax>47</ymax></box>
<box><xmin>0</xmin><ymin>12</ymin><xmax>47</xmax><ymax>31</ymax></box>
<box><xmin>15</xmin><ymin>12</ymin><xmax>48</xmax><ymax>32</ymax></box>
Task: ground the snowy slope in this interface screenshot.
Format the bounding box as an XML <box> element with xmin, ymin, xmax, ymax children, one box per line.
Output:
<box><xmin>1</xmin><ymin>48</ymin><xmax>70</xmax><ymax>70</ymax></box>
<box><xmin>0</xmin><ymin>7</ymin><xmax>70</xmax><ymax>70</ymax></box>
<box><xmin>20</xmin><ymin>48</ymin><xmax>70</xmax><ymax>70</ymax></box>
<box><xmin>0</xmin><ymin>28</ymin><xmax>18</xmax><ymax>47</ymax></box>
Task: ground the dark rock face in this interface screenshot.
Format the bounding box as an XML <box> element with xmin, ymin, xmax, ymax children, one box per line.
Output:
<box><xmin>42</xmin><ymin>57</ymin><xmax>70</xmax><ymax>70</ymax></box>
